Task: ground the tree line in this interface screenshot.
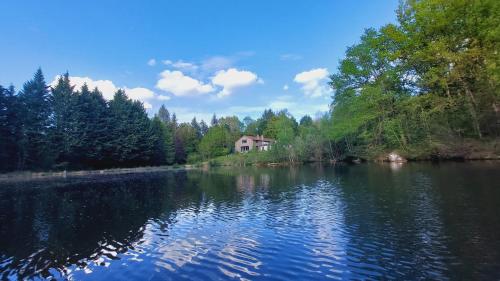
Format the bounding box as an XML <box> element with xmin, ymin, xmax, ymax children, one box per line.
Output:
<box><xmin>326</xmin><ymin>0</ymin><xmax>499</xmax><ymax>159</ymax></box>
<box><xmin>0</xmin><ymin>69</ymin><xmax>309</xmax><ymax>171</ymax></box>
<box><xmin>0</xmin><ymin>70</ymin><xmax>175</xmax><ymax>171</ymax></box>
<box><xmin>1</xmin><ymin>0</ymin><xmax>498</xmax><ymax>171</ymax></box>
<box><xmin>0</xmin><ymin>68</ymin><xmax>329</xmax><ymax>171</ymax></box>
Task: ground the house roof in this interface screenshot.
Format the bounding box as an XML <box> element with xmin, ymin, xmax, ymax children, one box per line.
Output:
<box><xmin>239</xmin><ymin>135</ymin><xmax>274</xmax><ymax>142</ymax></box>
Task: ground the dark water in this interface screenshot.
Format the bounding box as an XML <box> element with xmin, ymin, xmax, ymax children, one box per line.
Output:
<box><xmin>1</xmin><ymin>163</ymin><xmax>499</xmax><ymax>280</ymax></box>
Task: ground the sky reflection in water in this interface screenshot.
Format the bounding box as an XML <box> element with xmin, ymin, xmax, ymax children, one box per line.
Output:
<box><xmin>0</xmin><ymin>162</ymin><xmax>499</xmax><ymax>280</ymax></box>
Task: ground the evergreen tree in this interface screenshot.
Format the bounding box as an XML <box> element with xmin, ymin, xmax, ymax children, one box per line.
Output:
<box><xmin>151</xmin><ymin>117</ymin><xmax>168</xmax><ymax>165</ymax></box>
<box><xmin>108</xmin><ymin>90</ymin><xmax>156</xmax><ymax>167</ymax></box>
<box><xmin>156</xmin><ymin>106</ymin><xmax>175</xmax><ymax>164</ymax></box>
<box><xmin>50</xmin><ymin>73</ymin><xmax>77</xmax><ymax>166</ymax></box>
<box><xmin>0</xmin><ymin>85</ymin><xmax>22</xmax><ymax>171</ymax></box>
<box><xmin>18</xmin><ymin>68</ymin><xmax>52</xmax><ymax>169</ymax></box>
<box><xmin>191</xmin><ymin>117</ymin><xmax>202</xmax><ymax>139</ymax></box>
<box><xmin>299</xmin><ymin>115</ymin><xmax>313</xmax><ymax>127</ymax></box>
<box><xmin>175</xmin><ymin>123</ymin><xmax>199</xmax><ymax>157</ymax></box>
<box><xmin>171</xmin><ymin>113</ymin><xmax>178</xmax><ymax>128</ymax></box>
<box><xmin>211</xmin><ymin>113</ymin><xmax>218</xmax><ymax>126</ymax></box>
<box><xmin>174</xmin><ymin>134</ymin><xmax>186</xmax><ymax>164</ymax></box>
<box><xmin>73</xmin><ymin>84</ymin><xmax>111</xmax><ymax>168</ymax></box>
<box><xmin>200</xmin><ymin>120</ymin><xmax>209</xmax><ymax>136</ymax></box>
<box><xmin>85</xmin><ymin>87</ymin><xmax>111</xmax><ymax>167</ymax></box>
<box><xmin>164</xmin><ymin>123</ymin><xmax>175</xmax><ymax>165</ymax></box>
<box><xmin>157</xmin><ymin>104</ymin><xmax>170</xmax><ymax>123</ymax></box>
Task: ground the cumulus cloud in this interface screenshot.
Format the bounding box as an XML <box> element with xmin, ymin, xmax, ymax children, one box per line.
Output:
<box><xmin>283</xmin><ymin>84</ymin><xmax>289</xmax><ymax>91</ymax></box>
<box><xmin>50</xmin><ymin>76</ymin><xmax>157</xmax><ymax>108</ymax></box>
<box><xmin>211</xmin><ymin>68</ymin><xmax>259</xmax><ymax>98</ymax></box>
<box><xmin>124</xmin><ymin>87</ymin><xmax>155</xmax><ymax>100</ymax></box>
<box><xmin>293</xmin><ymin>68</ymin><xmax>332</xmax><ymax>98</ymax></box>
<box><xmin>51</xmin><ymin>76</ymin><xmax>118</xmax><ymax>100</ymax></box>
<box><xmin>147</xmin><ymin>59</ymin><xmax>156</xmax><ymax>66</ymax></box>
<box><xmin>156</xmin><ymin>70</ymin><xmax>214</xmax><ymax>96</ymax></box>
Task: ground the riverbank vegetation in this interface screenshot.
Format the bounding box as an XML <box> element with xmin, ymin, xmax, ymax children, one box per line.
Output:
<box><xmin>1</xmin><ymin>0</ymin><xmax>498</xmax><ymax>172</ymax></box>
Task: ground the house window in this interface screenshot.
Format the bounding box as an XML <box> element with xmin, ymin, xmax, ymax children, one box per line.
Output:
<box><xmin>241</xmin><ymin>146</ymin><xmax>249</xmax><ymax>152</ymax></box>
<box><xmin>242</xmin><ymin>139</ymin><xmax>247</xmax><ymax>144</ymax></box>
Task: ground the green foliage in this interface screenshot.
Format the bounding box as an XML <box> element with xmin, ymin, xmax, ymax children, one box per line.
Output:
<box><xmin>0</xmin><ymin>85</ymin><xmax>22</xmax><ymax>171</ymax></box>
<box><xmin>157</xmin><ymin>104</ymin><xmax>170</xmax><ymax>123</ymax></box>
<box><xmin>18</xmin><ymin>69</ymin><xmax>52</xmax><ymax>169</ymax></box>
<box><xmin>1</xmin><ymin>0</ymin><xmax>498</xmax><ymax>170</ymax></box>
<box><xmin>107</xmin><ymin>90</ymin><xmax>156</xmax><ymax>167</ymax></box>
<box><xmin>198</xmin><ymin>125</ymin><xmax>232</xmax><ymax>159</ymax></box>
<box><xmin>327</xmin><ymin>0</ymin><xmax>499</xmax><ymax>159</ymax></box>
<box><xmin>264</xmin><ymin>111</ymin><xmax>297</xmax><ymax>143</ymax></box>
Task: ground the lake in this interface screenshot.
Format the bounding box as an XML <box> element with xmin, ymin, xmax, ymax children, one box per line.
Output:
<box><xmin>0</xmin><ymin>162</ymin><xmax>499</xmax><ymax>280</ymax></box>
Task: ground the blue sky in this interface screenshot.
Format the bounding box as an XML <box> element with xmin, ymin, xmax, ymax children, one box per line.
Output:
<box><xmin>0</xmin><ymin>0</ymin><xmax>399</xmax><ymax>122</ymax></box>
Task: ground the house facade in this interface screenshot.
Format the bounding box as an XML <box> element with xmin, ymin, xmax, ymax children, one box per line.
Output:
<box><xmin>235</xmin><ymin>135</ymin><xmax>275</xmax><ymax>153</ymax></box>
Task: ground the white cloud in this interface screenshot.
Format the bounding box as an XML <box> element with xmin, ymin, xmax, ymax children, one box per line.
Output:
<box><xmin>147</xmin><ymin>59</ymin><xmax>156</xmax><ymax>66</ymax></box>
<box><xmin>50</xmin><ymin>76</ymin><xmax>157</xmax><ymax>108</ymax></box>
<box><xmin>124</xmin><ymin>87</ymin><xmax>155</xmax><ymax>100</ymax></box>
<box><xmin>156</xmin><ymin>70</ymin><xmax>214</xmax><ymax>96</ymax></box>
<box><xmin>294</xmin><ymin>68</ymin><xmax>332</xmax><ymax>98</ymax></box>
<box><xmin>157</xmin><ymin>95</ymin><xmax>171</xmax><ymax>101</ymax></box>
<box><xmin>283</xmin><ymin>84</ymin><xmax>289</xmax><ymax>91</ymax></box>
<box><xmin>51</xmin><ymin>76</ymin><xmax>118</xmax><ymax>100</ymax></box>
<box><xmin>211</xmin><ymin>68</ymin><xmax>259</xmax><ymax>98</ymax></box>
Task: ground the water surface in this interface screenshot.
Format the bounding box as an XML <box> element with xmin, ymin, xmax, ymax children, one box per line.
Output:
<box><xmin>0</xmin><ymin>162</ymin><xmax>499</xmax><ymax>280</ymax></box>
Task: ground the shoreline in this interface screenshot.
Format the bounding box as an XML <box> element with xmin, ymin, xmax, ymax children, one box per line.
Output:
<box><xmin>0</xmin><ymin>165</ymin><xmax>199</xmax><ymax>183</ymax></box>
<box><xmin>1</xmin><ymin>156</ymin><xmax>498</xmax><ymax>183</ymax></box>
<box><xmin>209</xmin><ymin>155</ymin><xmax>500</xmax><ymax>168</ymax></box>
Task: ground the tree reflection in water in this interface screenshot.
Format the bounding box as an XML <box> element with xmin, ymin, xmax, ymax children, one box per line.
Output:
<box><xmin>0</xmin><ymin>163</ymin><xmax>499</xmax><ymax>280</ymax></box>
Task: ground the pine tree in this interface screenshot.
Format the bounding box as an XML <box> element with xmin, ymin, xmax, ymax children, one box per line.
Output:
<box><xmin>164</xmin><ymin>123</ymin><xmax>175</xmax><ymax>165</ymax></box>
<box><xmin>200</xmin><ymin>120</ymin><xmax>209</xmax><ymax>136</ymax></box>
<box><xmin>156</xmin><ymin>106</ymin><xmax>175</xmax><ymax>164</ymax></box>
<box><xmin>174</xmin><ymin>134</ymin><xmax>186</xmax><ymax>164</ymax></box>
<box><xmin>108</xmin><ymin>89</ymin><xmax>156</xmax><ymax>167</ymax></box>
<box><xmin>171</xmin><ymin>113</ymin><xmax>178</xmax><ymax>128</ymax></box>
<box><xmin>211</xmin><ymin>113</ymin><xmax>218</xmax><ymax>126</ymax></box>
<box><xmin>50</xmin><ymin>73</ymin><xmax>76</xmax><ymax>166</ymax></box>
<box><xmin>0</xmin><ymin>86</ymin><xmax>9</xmax><ymax>170</ymax></box>
<box><xmin>151</xmin><ymin>117</ymin><xmax>168</xmax><ymax>165</ymax></box>
<box><xmin>191</xmin><ymin>117</ymin><xmax>202</xmax><ymax>139</ymax></box>
<box><xmin>0</xmin><ymin>85</ymin><xmax>21</xmax><ymax>171</ymax></box>
<box><xmin>18</xmin><ymin>68</ymin><xmax>52</xmax><ymax>169</ymax></box>
<box><xmin>85</xmin><ymin>87</ymin><xmax>111</xmax><ymax>167</ymax></box>
<box><xmin>72</xmin><ymin>84</ymin><xmax>111</xmax><ymax>168</ymax></box>
<box><xmin>157</xmin><ymin>104</ymin><xmax>170</xmax><ymax>123</ymax></box>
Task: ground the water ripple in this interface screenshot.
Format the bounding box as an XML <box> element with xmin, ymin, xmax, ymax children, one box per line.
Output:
<box><xmin>1</xmin><ymin>164</ymin><xmax>500</xmax><ymax>280</ymax></box>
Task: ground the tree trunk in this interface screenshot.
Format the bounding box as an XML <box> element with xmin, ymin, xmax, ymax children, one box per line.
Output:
<box><xmin>462</xmin><ymin>82</ymin><xmax>482</xmax><ymax>138</ymax></box>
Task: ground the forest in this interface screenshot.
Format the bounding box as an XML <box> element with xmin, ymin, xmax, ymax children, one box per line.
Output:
<box><xmin>0</xmin><ymin>0</ymin><xmax>498</xmax><ymax>172</ymax></box>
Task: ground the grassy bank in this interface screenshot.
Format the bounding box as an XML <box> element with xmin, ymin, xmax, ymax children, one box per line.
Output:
<box><xmin>208</xmin><ymin>138</ymin><xmax>499</xmax><ymax>167</ymax></box>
